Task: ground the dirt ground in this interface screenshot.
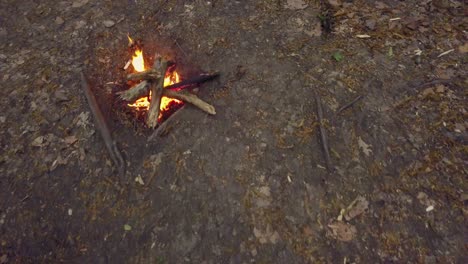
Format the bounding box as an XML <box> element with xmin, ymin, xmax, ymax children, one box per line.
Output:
<box><xmin>0</xmin><ymin>0</ymin><xmax>467</xmax><ymax>263</ymax></box>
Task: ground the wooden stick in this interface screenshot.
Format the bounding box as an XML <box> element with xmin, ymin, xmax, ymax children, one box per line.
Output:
<box><xmin>126</xmin><ymin>69</ymin><xmax>161</xmax><ymax>81</ymax></box>
<box><xmin>147</xmin><ymin>55</ymin><xmax>168</xmax><ymax>128</ymax></box>
<box><xmin>81</xmin><ymin>72</ymin><xmax>125</xmax><ymax>176</ymax></box>
<box><xmin>335</xmin><ymin>95</ymin><xmax>363</xmax><ymax>115</ymax></box>
<box><xmin>148</xmin><ymin>105</ymin><xmax>187</xmax><ymax>141</ymax></box>
<box><xmin>117</xmin><ymin>80</ymin><xmax>150</xmax><ymax>101</ymax></box>
<box><xmin>163</xmin><ymin>89</ymin><xmax>216</xmax><ymax>115</ymax></box>
<box><xmin>316</xmin><ymin>95</ymin><xmax>332</xmax><ymax>172</ymax></box>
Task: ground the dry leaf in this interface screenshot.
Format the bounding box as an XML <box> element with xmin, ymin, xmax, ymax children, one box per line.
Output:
<box><xmin>458</xmin><ymin>43</ymin><xmax>468</xmax><ymax>53</ymax></box>
<box><xmin>64</xmin><ymin>135</ymin><xmax>78</xmax><ymax>145</ymax></box>
<box><xmin>358</xmin><ymin>137</ymin><xmax>372</xmax><ymax>156</ymax></box>
<box><xmin>328</xmin><ymin>221</ymin><xmax>357</xmax><ymax>241</ymax></box>
<box><xmin>345</xmin><ymin>196</ymin><xmax>369</xmax><ymax>221</ymax></box>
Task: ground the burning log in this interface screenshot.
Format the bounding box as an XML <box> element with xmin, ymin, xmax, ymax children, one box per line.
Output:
<box><xmin>126</xmin><ymin>69</ymin><xmax>162</xmax><ymax>81</ymax></box>
<box><xmin>118</xmin><ymin>73</ymin><xmax>219</xmax><ymax>102</ymax></box>
<box><xmin>147</xmin><ymin>55</ymin><xmax>169</xmax><ymax>128</ymax></box>
<box><xmin>164</xmin><ymin>72</ymin><xmax>219</xmax><ymax>90</ymax></box>
<box><xmin>117</xmin><ymin>80</ymin><xmax>150</xmax><ymax>101</ymax></box>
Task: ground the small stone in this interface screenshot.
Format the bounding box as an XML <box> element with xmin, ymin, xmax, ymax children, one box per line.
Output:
<box><xmin>327</xmin><ymin>0</ymin><xmax>341</xmax><ymax>7</ymax></box>
<box><xmin>0</xmin><ymin>116</ymin><xmax>5</xmax><ymax>123</ymax></box>
<box><xmin>365</xmin><ymin>19</ymin><xmax>376</xmax><ymax>30</ymax></box>
<box><xmin>285</xmin><ymin>0</ymin><xmax>308</xmax><ymax>10</ymax></box>
<box><xmin>72</xmin><ymin>0</ymin><xmax>89</xmax><ymax>8</ymax></box>
<box><xmin>55</xmin><ymin>17</ymin><xmax>64</xmax><ymax>25</ymax></box>
<box><xmin>103</xmin><ymin>20</ymin><xmax>115</xmax><ymax>28</ymax></box>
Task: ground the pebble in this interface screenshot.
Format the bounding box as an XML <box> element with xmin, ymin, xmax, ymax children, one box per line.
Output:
<box><xmin>55</xmin><ymin>17</ymin><xmax>64</xmax><ymax>25</ymax></box>
<box><xmin>103</xmin><ymin>20</ymin><xmax>115</xmax><ymax>28</ymax></box>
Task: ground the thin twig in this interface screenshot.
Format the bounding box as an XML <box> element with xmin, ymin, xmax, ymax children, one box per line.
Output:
<box><xmin>316</xmin><ymin>94</ymin><xmax>332</xmax><ymax>172</ymax></box>
<box><xmin>335</xmin><ymin>95</ymin><xmax>364</xmax><ymax>115</ymax></box>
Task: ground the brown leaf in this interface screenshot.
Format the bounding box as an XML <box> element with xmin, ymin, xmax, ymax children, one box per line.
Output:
<box><xmin>328</xmin><ymin>221</ymin><xmax>357</xmax><ymax>242</ymax></box>
<box><xmin>458</xmin><ymin>43</ymin><xmax>468</xmax><ymax>54</ymax></box>
<box><xmin>64</xmin><ymin>135</ymin><xmax>78</xmax><ymax>145</ymax></box>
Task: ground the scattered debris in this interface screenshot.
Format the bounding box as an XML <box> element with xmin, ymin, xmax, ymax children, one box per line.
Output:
<box><xmin>124</xmin><ymin>224</ymin><xmax>132</xmax><ymax>231</ymax></box>
<box><xmin>253</xmin><ymin>225</ymin><xmax>281</xmax><ymax>244</ymax></box>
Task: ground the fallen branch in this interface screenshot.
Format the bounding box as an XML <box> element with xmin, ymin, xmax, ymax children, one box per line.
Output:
<box><xmin>316</xmin><ymin>94</ymin><xmax>332</xmax><ymax>172</ymax></box>
<box><xmin>147</xmin><ymin>56</ymin><xmax>168</xmax><ymax>128</ymax></box>
<box><xmin>163</xmin><ymin>89</ymin><xmax>216</xmax><ymax>115</ymax></box>
<box><xmin>81</xmin><ymin>72</ymin><xmax>125</xmax><ymax>176</ymax></box>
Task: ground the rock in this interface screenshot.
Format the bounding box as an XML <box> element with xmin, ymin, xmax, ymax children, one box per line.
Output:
<box><xmin>103</xmin><ymin>20</ymin><xmax>115</xmax><ymax>28</ymax></box>
<box><xmin>55</xmin><ymin>17</ymin><xmax>64</xmax><ymax>25</ymax></box>
<box><xmin>365</xmin><ymin>19</ymin><xmax>376</xmax><ymax>30</ymax></box>
<box><xmin>327</xmin><ymin>0</ymin><xmax>341</xmax><ymax>7</ymax></box>
<box><xmin>72</xmin><ymin>0</ymin><xmax>88</xmax><ymax>8</ymax></box>
<box><xmin>285</xmin><ymin>0</ymin><xmax>308</xmax><ymax>10</ymax></box>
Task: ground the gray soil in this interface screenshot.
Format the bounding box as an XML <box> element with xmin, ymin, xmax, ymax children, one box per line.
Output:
<box><xmin>0</xmin><ymin>0</ymin><xmax>467</xmax><ymax>263</ymax></box>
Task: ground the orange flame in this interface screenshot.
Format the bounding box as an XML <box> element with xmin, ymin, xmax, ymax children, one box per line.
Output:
<box><xmin>126</xmin><ymin>37</ymin><xmax>182</xmax><ymax>120</ymax></box>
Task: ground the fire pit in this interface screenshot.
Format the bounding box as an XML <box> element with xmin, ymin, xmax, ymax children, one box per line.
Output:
<box><xmin>119</xmin><ymin>36</ymin><xmax>218</xmax><ymax>128</ymax></box>
<box><xmin>81</xmin><ymin>35</ymin><xmax>220</xmax><ymax>176</ymax></box>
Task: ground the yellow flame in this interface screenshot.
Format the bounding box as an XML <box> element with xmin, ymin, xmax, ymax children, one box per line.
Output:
<box><xmin>127</xmin><ymin>34</ymin><xmax>134</xmax><ymax>45</ymax></box>
<box><xmin>132</xmin><ymin>50</ymin><xmax>145</xmax><ymax>72</ymax></box>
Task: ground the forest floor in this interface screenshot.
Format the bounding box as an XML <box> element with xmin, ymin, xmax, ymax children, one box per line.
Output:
<box><xmin>0</xmin><ymin>0</ymin><xmax>466</xmax><ymax>263</ymax></box>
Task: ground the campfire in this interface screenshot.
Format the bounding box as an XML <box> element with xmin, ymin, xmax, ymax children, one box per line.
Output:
<box><xmin>80</xmin><ymin>35</ymin><xmax>220</xmax><ymax>176</ymax></box>
<box><xmin>119</xmin><ymin>35</ymin><xmax>218</xmax><ymax>128</ymax></box>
